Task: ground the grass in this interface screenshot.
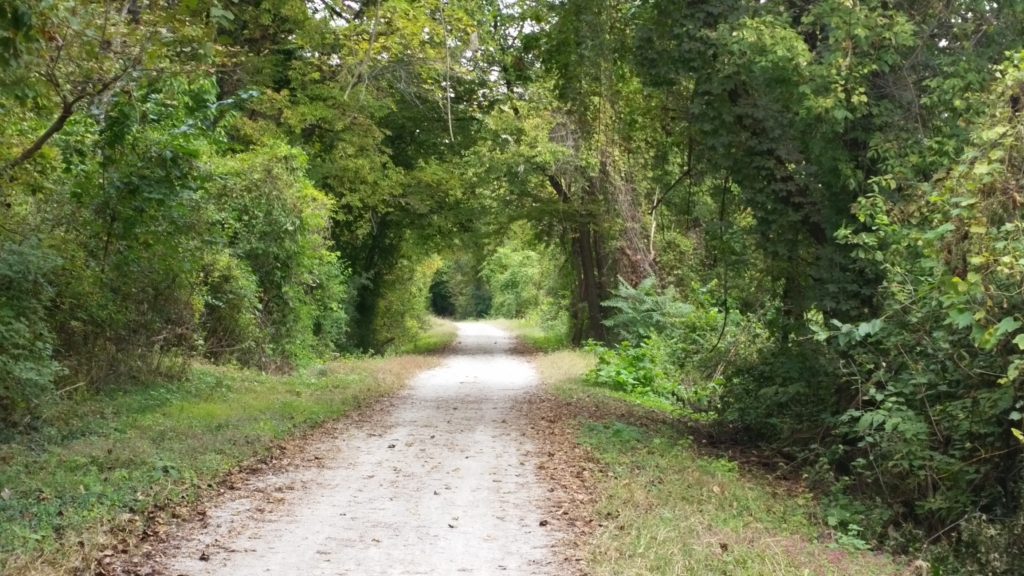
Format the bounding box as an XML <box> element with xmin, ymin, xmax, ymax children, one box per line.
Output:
<box><xmin>0</xmin><ymin>355</ymin><xmax>437</xmax><ymax>576</ymax></box>
<box><xmin>490</xmin><ymin>318</ymin><xmax>570</xmax><ymax>352</ymax></box>
<box><xmin>394</xmin><ymin>316</ymin><xmax>459</xmax><ymax>355</ymax></box>
<box><xmin>531</xmin><ymin>351</ymin><xmax>903</xmax><ymax>576</ymax></box>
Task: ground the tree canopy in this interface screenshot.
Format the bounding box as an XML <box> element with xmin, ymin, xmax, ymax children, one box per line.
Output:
<box><xmin>3</xmin><ymin>0</ymin><xmax>1024</xmax><ymax>571</ymax></box>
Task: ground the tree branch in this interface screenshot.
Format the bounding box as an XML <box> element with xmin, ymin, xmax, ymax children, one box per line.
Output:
<box><xmin>547</xmin><ymin>174</ymin><xmax>571</xmax><ymax>203</ymax></box>
<box><xmin>4</xmin><ymin>56</ymin><xmax>139</xmax><ymax>175</ymax></box>
<box><xmin>4</xmin><ymin>99</ymin><xmax>80</xmax><ymax>174</ymax></box>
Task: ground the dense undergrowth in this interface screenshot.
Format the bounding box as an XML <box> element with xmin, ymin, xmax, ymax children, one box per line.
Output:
<box><xmin>585</xmin><ymin>170</ymin><xmax>1024</xmax><ymax>573</ymax></box>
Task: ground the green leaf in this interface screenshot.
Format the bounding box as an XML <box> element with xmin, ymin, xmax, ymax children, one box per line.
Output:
<box><xmin>995</xmin><ymin>316</ymin><xmax>1022</xmax><ymax>338</ymax></box>
<box><xmin>856</xmin><ymin>318</ymin><xmax>883</xmax><ymax>337</ymax></box>
<box><xmin>1013</xmin><ymin>334</ymin><xmax>1024</xmax><ymax>350</ymax></box>
<box><xmin>1006</xmin><ymin>358</ymin><xmax>1024</xmax><ymax>383</ymax></box>
<box><xmin>210</xmin><ymin>5</ymin><xmax>235</xmax><ymax>26</ymax></box>
<box><xmin>947</xmin><ymin>309</ymin><xmax>974</xmax><ymax>329</ymax></box>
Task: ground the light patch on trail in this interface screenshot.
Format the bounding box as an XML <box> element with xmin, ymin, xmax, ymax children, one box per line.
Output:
<box><xmin>161</xmin><ymin>322</ymin><xmax>559</xmax><ymax>575</ymax></box>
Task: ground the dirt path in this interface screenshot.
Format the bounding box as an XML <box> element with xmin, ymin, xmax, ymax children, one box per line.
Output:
<box><xmin>158</xmin><ymin>322</ymin><xmax>561</xmax><ymax>575</ymax></box>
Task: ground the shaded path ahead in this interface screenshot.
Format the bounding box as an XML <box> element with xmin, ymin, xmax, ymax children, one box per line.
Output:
<box><xmin>162</xmin><ymin>323</ymin><xmax>559</xmax><ymax>575</ymax></box>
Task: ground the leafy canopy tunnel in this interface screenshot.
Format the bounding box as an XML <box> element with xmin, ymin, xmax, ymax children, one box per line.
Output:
<box><xmin>2</xmin><ymin>0</ymin><xmax>1024</xmax><ymax>572</ymax></box>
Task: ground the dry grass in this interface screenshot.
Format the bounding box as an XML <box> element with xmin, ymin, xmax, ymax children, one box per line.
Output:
<box><xmin>532</xmin><ymin>349</ymin><xmax>596</xmax><ymax>386</ymax></box>
<box><xmin>523</xmin><ymin>350</ymin><xmax>906</xmax><ymax>576</ymax></box>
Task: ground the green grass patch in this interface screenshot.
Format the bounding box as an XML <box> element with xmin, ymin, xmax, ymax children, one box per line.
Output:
<box><xmin>490</xmin><ymin>318</ymin><xmax>570</xmax><ymax>352</ymax></box>
<box><xmin>393</xmin><ymin>317</ymin><xmax>458</xmax><ymax>355</ymax></box>
<box><xmin>532</xmin><ymin>351</ymin><xmax>902</xmax><ymax>576</ymax></box>
<box><xmin>0</xmin><ymin>356</ymin><xmax>432</xmax><ymax>575</ymax></box>
<box><xmin>581</xmin><ymin>421</ymin><xmax>900</xmax><ymax>575</ymax></box>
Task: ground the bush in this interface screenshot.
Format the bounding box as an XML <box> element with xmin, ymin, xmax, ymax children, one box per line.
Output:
<box><xmin>943</xmin><ymin>507</ymin><xmax>1024</xmax><ymax>576</ymax></box>
<box><xmin>49</xmin><ymin>89</ymin><xmax>210</xmax><ymax>386</ymax></box>
<box><xmin>586</xmin><ymin>336</ymin><xmax>680</xmax><ymax>400</ymax></box>
<box><xmin>0</xmin><ymin>240</ymin><xmax>63</xmax><ymax>426</ymax></box>
<box><xmin>720</xmin><ymin>340</ymin><xmax>842</xmax><ymax>443</ymax></box>
<box><xmin>199</xmin><ymin>252</ymin><xmax>263</xmax><ymax>364</ymax></box>
<box><xmin>590</xmin><ymin>278</ymin><xmax>763</xmax><ymax>419</ymax></box>
<box><xmin>209</xmin><ymin>142</ymin><xmax>346</xmax><ymax>367</ymax></box>
<box><xmin>374</xmin><ymin>254</ymin><xmax>443</xmax><ymax>350</ymax></box>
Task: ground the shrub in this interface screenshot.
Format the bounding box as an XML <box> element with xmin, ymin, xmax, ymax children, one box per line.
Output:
<box><xmin>209</xmin><ymin>142</ymin><xmax>344</xmax><ymax>366</ymax></box>
<box><xmin>591</xmin><ymin>278</ymin><xmax>763</xmax><ymax>419</ymax></box>
<box><xmin>199</xmin><ymin>251</ymin><xmax>263</xmax><ymax>364</ymax></box>
<box><xmin>374</xmin><ymin>254</ymin><xmax>443</xmax><ymax>350</ymax></box>
<box><xmin>0</xmin><ymin>240</ymin><xmax>63</xmax><ymax>426</ymax></box>
<box><xmin>586</xmin><ymin>337</ymin><xmax>679</xmax><ymax>400</ymax></box>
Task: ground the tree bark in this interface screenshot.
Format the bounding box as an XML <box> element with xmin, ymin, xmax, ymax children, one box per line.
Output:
<box><xmin>576</xmin><ymin>221</ymin><xmax>606</xmax><ymax>342</ymax></box>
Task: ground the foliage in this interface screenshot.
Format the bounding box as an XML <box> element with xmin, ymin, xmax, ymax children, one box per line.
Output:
<box><xmin>480</xmin><ymin>226</ymin><xmax>568</xmax><ymax>331</ymax></box>
<box><xmin>208</xmin><ymin>142</ymin><xmax>346</xmax><ymax>366</ymax></box>
<box><xmin>429</xmin><ymin>255</ymin><xmax>492</xmax><ymax>319</ymax></box>
<box><xmin>591</xmin><ymin>279</ymin><xmax>764</xmax><ymax>419</ymax></box>
<box><xmin>799</xmin><ymin>57</ymin><xmax>1024</xmax><ymax>565</ymax></box>
<box><xmin>198</xmin><ymin>251</ymin><xmax>263</xmax><ymax>365</ymax></box>
<box><xmin>0</xmin><ymin>240</ymin><xmax>63</xmax><ymax>425</ymax></box>
<box><xmin>3</xmin><ymin>0</ymin><xmax>1024</xmax><ymax>569</ymax></box>
<box><xmin>586</xmin><ymin>337</ymin><xmax>681</xmax><ymax>402</ymax></box>
<box><xmin>373</xmin><ymin>254</ymin><xmax>444</xmax><ymax>351</ymax></box>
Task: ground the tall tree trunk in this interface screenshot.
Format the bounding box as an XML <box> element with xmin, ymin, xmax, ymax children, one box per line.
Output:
<box><xmin>576</xmin><ymin>220</ymin><xmax>607</xmax><ymax>342</ymax></box>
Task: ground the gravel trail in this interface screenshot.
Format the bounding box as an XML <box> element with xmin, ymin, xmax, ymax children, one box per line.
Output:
<box><xmin>160</xmin><ymin>322</ymin><xmax>559</xmax><ymax>576</ymax></box>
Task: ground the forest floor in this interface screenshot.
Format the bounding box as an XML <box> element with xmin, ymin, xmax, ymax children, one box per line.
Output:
<box><xmin>520</xmin><ymin>350</ymin><xmax>908</xmax><ymax>576</ymax></box>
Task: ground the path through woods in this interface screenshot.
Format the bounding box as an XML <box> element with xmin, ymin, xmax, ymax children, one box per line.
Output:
<box><xmin>158</xmin><ymin>323</ymin><xmax>561</xmax><ymax>575</ymax></box>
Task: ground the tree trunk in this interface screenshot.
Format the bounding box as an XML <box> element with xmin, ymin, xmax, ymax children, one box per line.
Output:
<box><xmin>576</xmin><ymin>220</ymin><xmax>607</xmax><ymax>342</ymax></box>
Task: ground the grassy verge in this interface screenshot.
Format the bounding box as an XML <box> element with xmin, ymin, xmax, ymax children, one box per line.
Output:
<box><xmin>393</xmin><ymin>317</ymin><xmax>459</xmax><ymax>355</ymax></box>
<box><xmin>490</xmin><ymin>318</ymin><xmax>570</xmax><ymax>352</ymax></box>
<box><xmin>0</xmin><ymin>355</ymin><xmax>436</xmax><ymax>576</ymax></box>
<box><xmin>531</xmin><ymin>351</ymin><xmax>903</xmax><ymax>576</ymax></box>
